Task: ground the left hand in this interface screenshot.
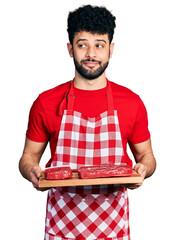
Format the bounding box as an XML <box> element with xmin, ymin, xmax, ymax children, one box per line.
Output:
<box><xmin>123</xmin><ymin>163</ymin><xmax>147</xmax><ymax>190</ymax></box>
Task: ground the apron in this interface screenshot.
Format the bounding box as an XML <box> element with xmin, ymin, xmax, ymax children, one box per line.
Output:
<box><xmin>45</xmin><ymin>80</ymin><xmax>130</xmax><ymax>240</ymax></box>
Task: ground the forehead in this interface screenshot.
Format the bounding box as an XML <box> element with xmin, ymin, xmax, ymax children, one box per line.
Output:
<box><xmin>73</xmin><ymin>31</ymin><xmax>109</xmax><ymax>44</ymax></box>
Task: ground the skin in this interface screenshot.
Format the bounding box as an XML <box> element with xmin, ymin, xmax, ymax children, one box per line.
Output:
<box><xmin>67</xmin><ymin>31</ymin><xmax>114</xmax><ymax>90</ymax></box>
<box><xmin>19</xmin><ymin>31</ymin><xmax>156</xmax><ymax>190</ymax></box>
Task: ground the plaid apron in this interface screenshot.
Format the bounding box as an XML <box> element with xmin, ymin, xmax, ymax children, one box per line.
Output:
<box><xmin>45</xmin><ymin>80</ymin><xmax>130</xmax><ymax>240</ymax></box>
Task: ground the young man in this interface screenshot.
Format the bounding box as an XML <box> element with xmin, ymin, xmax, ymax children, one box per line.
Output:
<box><xmin>19</xmin><ymin>5</ymin><xmax>156</xmax><ymax>240</ymax></box>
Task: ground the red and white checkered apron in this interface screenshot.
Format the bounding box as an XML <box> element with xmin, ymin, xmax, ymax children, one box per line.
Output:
<box><xmin>45</xmin><ymin>80</ymin><xmax>130</xmax><ymax>240</ymax></box>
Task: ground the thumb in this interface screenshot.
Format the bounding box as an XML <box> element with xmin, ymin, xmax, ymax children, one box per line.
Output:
<box><xmin>31</xmin><ymin>165</ymin><xmax>43</xmax><ymax>178</ymax></box>
<box><xmin>134</xmin><ymin>163</ymin><xmax>147</xmax><ymax>178</ymax></box>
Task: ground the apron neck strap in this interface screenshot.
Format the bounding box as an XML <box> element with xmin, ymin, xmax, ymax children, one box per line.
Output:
<box><xmin>67</xmin><ymin>78</ymin><xmax>114</xmax><ymax>113</ymax></box>
<box><xmin>67</xmin><ymin>80</ymin><xmax>75</xmax><ymax>113</ymax></box>
<box><xmin>106</xmin><ymin>79</ymin><xmax>114</xmax><ymax>113</ymax></box>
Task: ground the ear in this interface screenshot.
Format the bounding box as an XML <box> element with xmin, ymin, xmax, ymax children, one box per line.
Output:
<box><xmin>109</xmin><ymin>43</ymin><xmax>115</xmax><ymax>58</ymax></box>
<box><xmin>67</xmin><ymin>43</ymin><xmax>73</xmax><ymax>57</ymax></box>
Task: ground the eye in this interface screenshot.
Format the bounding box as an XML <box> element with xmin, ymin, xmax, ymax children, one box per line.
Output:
<box><xmin>78</xmin><ymin>44</ymin><xmax>86</xmax><ymax>48</ymax></box>
<box><xmin>96</xmin><ymin>44</ymin><xmax>104</xmax><ymax>48</ymax></box>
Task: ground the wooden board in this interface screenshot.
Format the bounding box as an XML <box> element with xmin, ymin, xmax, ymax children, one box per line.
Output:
<box><xmin>39</xmin><ymin>170</ymin><xmax>143</xmax><ymax>188</ymax></box>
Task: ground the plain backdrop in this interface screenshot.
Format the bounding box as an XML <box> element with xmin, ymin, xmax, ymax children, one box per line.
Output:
<box><xmin>0</xmin><ymin>0</ymin><xmax>175</xmax><ymax>239</ymax></box>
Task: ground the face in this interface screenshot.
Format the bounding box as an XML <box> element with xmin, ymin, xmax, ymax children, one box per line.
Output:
<box><xmin>67</xmin><ymin>31</ymin><xmax>114</xmax><ymax>80</ymax></box>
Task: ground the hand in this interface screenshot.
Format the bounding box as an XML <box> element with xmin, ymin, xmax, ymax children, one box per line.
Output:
<box><xmin>123</xmin><ymin>163</ymin><xmax>147</xmax><ymax>190</ymax></box>
<box><xmin>29</xmin><ymin>165</ymin><xmax>43</xmax><ymax>190</ymax></box>
<box><xmin>134</xmin><ymin>162</ymin><xmax>147</xmax><ymax>178</ymax></box>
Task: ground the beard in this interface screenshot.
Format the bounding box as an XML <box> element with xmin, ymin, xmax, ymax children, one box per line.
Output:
<box><xmin>73</xmin><ymin>53</ymin><xmax>109</xmax><ymax>80</ymax></box>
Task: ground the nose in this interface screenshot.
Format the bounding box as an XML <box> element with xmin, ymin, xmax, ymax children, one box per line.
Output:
<box><xmin>85</xmin><ymin>46</ymin><xmax>96</xmax><ymax>59</ymax></box>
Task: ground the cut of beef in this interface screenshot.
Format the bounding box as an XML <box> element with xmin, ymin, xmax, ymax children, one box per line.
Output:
<box><xmin>78</xmin><ymin>163</ymin><xmax>132</xmax><ymax>179</ymax></box>
<box><xmin>45</xmin><ymin>166</ymin><xmax>72</xmax><ymax>180</ymax></box>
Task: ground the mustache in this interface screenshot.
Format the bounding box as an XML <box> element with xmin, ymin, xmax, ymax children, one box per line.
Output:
<box><xmin>81</xmin><ymin>59</ymin><xmax>102</xmax><ymax>64</ymax></box>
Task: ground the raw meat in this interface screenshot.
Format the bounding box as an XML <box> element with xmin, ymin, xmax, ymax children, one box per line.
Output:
<box><xmin>45</xmin><ymin>166</ymin><xmax>72</xmax><ymax>180</ymax></box>
<box><xmin>78</xmin><ymin>163</ymin><xmax>132</xmax><ymax>179</ymax></box>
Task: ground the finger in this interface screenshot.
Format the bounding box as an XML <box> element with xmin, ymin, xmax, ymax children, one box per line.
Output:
<box><xmin>137</xmin><ymin>168</ymin><xmax>147</xmax><ymax>178</ymax></box>
<box><xmin>133</xmin><ymin>164</ymin><xmax>140</xmax><ymax>172</ymax></box>
<box><xmin>31</xmin><ymin>166</ymin><xmax>42</xmax><ymax>178</ymax></box>
<box><xmin>35</xmin><ymin>187</ymin><xmax>51</xmax><ymax>192</ymax></box>
<box><xmin>123</xmin><ymin>183</ymin><xmax>142</xmax><ymax>190</ymax></box>
<box><xmin>134</xmin><ymin>164</ymin><xmax>147</xmax><ymax>178</ymax></box>
<box><xmin>134</xmin><ymin>163</ymin><xmax>143</xmax><ymax>173</ymax></box>
<box><xmin>29</xmin><ymin>171</ymin><xmax>39</xmax><ymax>187</ymax></box>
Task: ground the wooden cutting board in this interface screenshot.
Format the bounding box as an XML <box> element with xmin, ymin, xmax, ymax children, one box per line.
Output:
<box><xmin>39</xmin><ymin>170</ymin><xmax>143</xmax><ymax>188</ymax></box>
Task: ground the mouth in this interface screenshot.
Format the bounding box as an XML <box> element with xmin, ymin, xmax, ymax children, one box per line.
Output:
<box><xmin>82</xmin><ymin>59</ymin><xmax>101</xmax><ymax>68</ymax></box>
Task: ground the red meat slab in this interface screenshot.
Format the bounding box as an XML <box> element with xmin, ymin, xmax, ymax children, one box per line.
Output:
<box><xmin>78</xmin><ymin>163</ymin><xmax>132</xmax><ymax>179</ymax></box>
<box><xmin>45</xmin><ymin>166</ymin><xmax>72</xmax><ymax>180</ymax></box>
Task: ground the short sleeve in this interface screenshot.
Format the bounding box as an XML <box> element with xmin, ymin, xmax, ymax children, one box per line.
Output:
<box><xmin>128</xmin><ymin>97</ymin><xmax>150</xmax><ymax>144</ymax></box>
<box><xmin>26</xmin><ymin>96</ymin><xmax>49</xmax><ymax>142</ymax></box>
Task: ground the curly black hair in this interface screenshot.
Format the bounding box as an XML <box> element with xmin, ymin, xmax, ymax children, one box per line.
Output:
<box><xmin>67</xmin><ymin>5</ymin><xmax>116</xmax><ymax>44</ymax></box>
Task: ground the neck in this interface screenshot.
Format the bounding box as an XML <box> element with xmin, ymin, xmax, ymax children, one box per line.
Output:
<box><xmin>74</xmin><ymin>72</ymin><xmax>107</xmax><ymax>90</ymax></box>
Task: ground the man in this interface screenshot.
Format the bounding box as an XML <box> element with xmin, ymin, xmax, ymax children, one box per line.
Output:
<box><xmin>19</xmin><ymin>5</ymin><xmax>156</xmax><ymax>240</ymax></box>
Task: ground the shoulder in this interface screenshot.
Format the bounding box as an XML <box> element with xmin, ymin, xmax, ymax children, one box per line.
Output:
<box><xmin>37</xmin><ymin>81</ymin><xmax>71</xmax><ymax>107</ymax></box>
<box><xmin>109</xmin><ymin>80</ymin><xmax>141</xmax><ymax>104</ymax></box>
<box><xmin>109</xmin><ymin>80</ymin><xmax>148</xmax><ymax>121</ymax></box>
<box><xmin>109</xmin><ymin>81</ymin><xmax>150</xmax><ymax>143</ymax></box>
<box><xmin>39</xmin><ymin>81</ymin><xmax>71</xmax><ymax>100</ymax></box>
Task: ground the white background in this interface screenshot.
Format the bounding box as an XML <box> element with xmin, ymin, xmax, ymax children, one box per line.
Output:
<box><xmin>0</xmin><ymin>0</ymin><xmax>175</xmax><ymax>239</ymax></box>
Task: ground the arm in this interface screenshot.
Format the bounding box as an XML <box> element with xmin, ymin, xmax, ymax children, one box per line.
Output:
<box><xmin>19</xmin><ymin>138</ymin><xmax>48</xmax><ymax>190</ymax></box>
<box><xmin>130</xmin><ymin>138</ymin><xmax>156</xmax><ymax>178</ymax></box>
<box><xmin>126</xmin><ymin>139</ymin><xmax>156</xmax><ymax>189</ymax></box>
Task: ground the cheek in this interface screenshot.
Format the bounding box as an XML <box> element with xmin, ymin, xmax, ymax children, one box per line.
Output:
<box><xmin>73</xmin><ymin>50</ymin><xmax>85</xmax><ymax>62</ymax></box>
<box><xmin>98</xmin><ymin>49</ymin><xmax>110</xmax><ymax>60</ymax></box>
<box><xmin>99</xmin><ymin>54</ymin><xmax>109</xmax><ymax>63</ymax></box>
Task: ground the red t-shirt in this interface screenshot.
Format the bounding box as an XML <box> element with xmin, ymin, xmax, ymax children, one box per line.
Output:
<box><xmin>26</xmin><ymin>80</ymin><xmax>150</xmax><ymax>167</ymax></box>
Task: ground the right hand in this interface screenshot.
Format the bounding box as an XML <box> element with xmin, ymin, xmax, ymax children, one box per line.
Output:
<box><xmin>19</xmin><ymin>138</ymin><xmax>49</xmax><ymax>191</ymax></box>
<box><xmin>29</xmin><ymin>165</ymin><xmax>43</xmax><ymax>189</ymax></box>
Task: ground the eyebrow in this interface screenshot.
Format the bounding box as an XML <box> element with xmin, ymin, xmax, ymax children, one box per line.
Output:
<box><xmin>76</xmin><ymin>39</ymin><xmax>107</xmax><ymax>44</ymax></box>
